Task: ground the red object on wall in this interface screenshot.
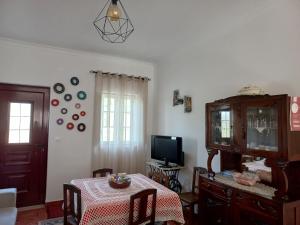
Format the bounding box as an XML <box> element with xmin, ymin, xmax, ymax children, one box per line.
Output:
<box><xmin>66</xmin><ymin>122</ymin><xmax>74</xmax><ymax>130</ymax></box>
<box><xmin>290</xmin><ymin>97</ymin><xmax>300</xmax><ymax>131</ymax></box>
<box><xmin>51</xmin><ymin>99</ymin><xmax>59</xmax><ymax>106</ymax></box>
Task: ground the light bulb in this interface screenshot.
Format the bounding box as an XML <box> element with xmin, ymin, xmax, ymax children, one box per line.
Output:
<box><xmin>107</xmin><ymin>1</ymin><xmax>121</xmax><ymax>21</ymax></box>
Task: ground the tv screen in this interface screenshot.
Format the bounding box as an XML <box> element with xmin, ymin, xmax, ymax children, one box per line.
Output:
<box><xmin>151</xmin><ymin>135</ymin><xmax>183</xmax><ymax>166</ymax></box>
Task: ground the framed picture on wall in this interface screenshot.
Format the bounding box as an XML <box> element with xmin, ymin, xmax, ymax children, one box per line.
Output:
<box><xmin>184</xmin><ymin>96</ymin><xmax>192</xmax><ymax>113</ymax></box>
<box><xmin>173</xmin><ymin>90</ymin><xmax>183</xmax><ymax>106</ymax></box>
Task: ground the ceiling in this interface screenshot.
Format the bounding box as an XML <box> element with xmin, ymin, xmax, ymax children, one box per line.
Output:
<box><xmin>0</xmin><ymin>0</ymin><xmax>275</xmax><ymax>62</ymax></box>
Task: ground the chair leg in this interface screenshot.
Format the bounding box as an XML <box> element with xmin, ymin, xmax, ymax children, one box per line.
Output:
<box><xmin>64</xmin><ymin>215</ymin><xmax>68</xmax><ymax>225</ymax></box>
<box><xmin>183</xmin><ymin>204</ymin><xmax>195</xmax><ymax>225</ymax></box>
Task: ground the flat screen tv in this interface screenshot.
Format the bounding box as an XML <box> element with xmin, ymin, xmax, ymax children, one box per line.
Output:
<box><xmin>151</xmin><ymin>135</ymin><xmax>184</xmax><ymax>167</ymax></box>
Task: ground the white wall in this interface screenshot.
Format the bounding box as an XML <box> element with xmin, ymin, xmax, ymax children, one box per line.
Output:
<box><xmin>154</xmin><ymin>0</ymin><xmax>300</xmax><ymax>190</ymax></box>
<box><xmin>0</xmin><ymin>38</ymin><xmax>155</xmax><ymax>202</ymax></box>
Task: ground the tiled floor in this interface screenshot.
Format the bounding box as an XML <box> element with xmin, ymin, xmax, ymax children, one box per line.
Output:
<box><xmin>16</xmin><ymin>205</ymin><xmax>198</xmax><ymax>225</ymax></box>
<box><xmin>16</xmin><ymin>207</ymin><xmax>47</xmax><ymax>225</ymax></box>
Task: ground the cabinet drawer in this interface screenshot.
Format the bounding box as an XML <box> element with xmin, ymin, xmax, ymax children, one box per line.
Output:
<box><xmin>235</xmin><ymin>191</ymin><xmax>280</xmax><ymax>218</ymax></box>
<box><xmin>200</xmin><ymin>179</ymin><xmax>228</xmax><ymax>200</ymax></box>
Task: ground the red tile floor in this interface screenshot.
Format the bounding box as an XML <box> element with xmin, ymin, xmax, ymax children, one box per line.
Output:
<box><xmin>16</xmin><ymin>207</ymin><xmax>48</xmax><ymax>225</ymax></box>
<box><xmin>16</xmin><ymin>201</ymin><xmax>64</xmax><ymax>225</ymax></box>
<box><xmin>16</xmin><ymin>203</ymin><xmax>197</xmax><ymax>225</ymax></box>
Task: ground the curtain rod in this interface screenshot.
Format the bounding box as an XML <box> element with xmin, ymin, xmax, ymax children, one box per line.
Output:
<box><xmin>89</xmin><ymin>70</ymin><xmax>151</xmax><ymax>81</ymax></box>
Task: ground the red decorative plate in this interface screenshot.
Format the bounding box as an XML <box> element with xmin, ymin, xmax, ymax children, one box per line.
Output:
<box><xmin>66</xmin><ymin>122</ymin><xmax>74</xmax><ymax>130</ymax></box>
<box><xmin>51</xmin><ymin>99</ymin><xmax>59</xmax><ymax>106</ymax></box>
<box><xmin>80</xmin><ymin>111</ymin><xmax>86</xmax><ymax>116</ymax></box>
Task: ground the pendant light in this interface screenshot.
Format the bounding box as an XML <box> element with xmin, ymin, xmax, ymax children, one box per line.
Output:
<box><xmin>93</xmin><ymin>0</ymin><xmax>134</xmax><ymax>43</ymax></box>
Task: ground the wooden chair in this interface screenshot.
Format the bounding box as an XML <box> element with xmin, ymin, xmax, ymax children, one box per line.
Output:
<box><xmin>179</xmin><ymin>167</ymin><xmax>207</xmax><ymax>214</ymax></box>
<box><xmin>92</xmin><ymin>168</ymin><xmax>113</xmax><ymax>178</ymax></box>
<box><xmin>151</xmin><ymin>171</ymin><xmax>170</xmax><ymax>188</ymax></box>
<box><xmin>63</xmin><ymin>184</ymin><xmax>81</xmax><ymax>225</ymax></box>
<box><xmin>129</xmin><ymin>189</ymin><xmax>157</xmax><ymax>225</ymax></box>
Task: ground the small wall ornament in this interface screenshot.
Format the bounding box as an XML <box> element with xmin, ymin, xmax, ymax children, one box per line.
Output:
<box><xmin>173</xmin><ymin>90</ymin><xmax>192</xmax><ymax>113</ymax></box>
<box><xmin>173</xmin><ymin>90</ymin><xmax>183</xmax><ymax>106</ymax></box>
<box><xmin>64</xmin><ymin>94</ymin><xmax>72</xmax><ymax>102</ymax></box>
<box><xmin>51</xmin><ymin>99</ymin><xmax>60</xmax><ymax>106</ymax></box>
<box><xmin>184</xmin><ymin>96</ymin><xmax>192</xmax><ymax>113</ymax></box>
<box><xmin>70</xmin><ymin>77</ymin><xmax>80</xmax><ymax>86</ymax></box>
<box><xmin>53</xmin><ymin>83</ymin><xmax>65</xmax><ymax>94</ymax></box>
<box><xmin>77</xmin><ymin>91</ymin><xmax>87</xmax><ymax>100</ymax></box>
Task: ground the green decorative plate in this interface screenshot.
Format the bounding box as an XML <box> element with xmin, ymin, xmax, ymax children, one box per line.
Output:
<box><xmin>77</xmin><ymin>91</ymin><xmax>87</xmax><ymax>100</ymax></box>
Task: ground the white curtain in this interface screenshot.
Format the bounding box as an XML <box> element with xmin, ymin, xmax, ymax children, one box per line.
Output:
<box><xmin>92</xmin><ymin>72</ymin><xmax>148</xmax><ymax>174</ymax></box>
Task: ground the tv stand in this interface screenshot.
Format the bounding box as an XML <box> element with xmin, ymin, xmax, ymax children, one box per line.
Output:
<box><xmin>158</xmin><ymin>164</ymin><xmax>173</xmax><ymax>168</ymax></box>
<box><xmin>146</xmin><ymin>161</ymin><xmax>184</xmax><ymax>193</ymax></box>
<box><xmin>156</xmin><ymin>161</ymin><xmax>173</xmax><ymax>168</ymax></box>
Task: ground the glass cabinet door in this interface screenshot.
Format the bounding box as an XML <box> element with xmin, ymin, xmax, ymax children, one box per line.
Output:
<box><xmin>246</xmin><ymin>106</ymin><xmax>278</xmax><ymax>151</ymax></box>
<box><xmin>210</xmin><ymin>106</ymin><xmax>233</xmax><ymax>146</ymax></box>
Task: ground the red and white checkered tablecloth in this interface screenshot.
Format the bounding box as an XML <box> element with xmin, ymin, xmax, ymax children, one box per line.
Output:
<box><xmin>71</xmin><ymin>173</ymin><xmax>185</xmax><ymax>225</ymax></box>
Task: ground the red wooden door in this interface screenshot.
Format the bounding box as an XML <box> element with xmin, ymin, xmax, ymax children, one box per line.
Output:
<box><xmin>0</xmin><ymin>83</ymin><xmax>50</xmax><ymax>207</ymax></box>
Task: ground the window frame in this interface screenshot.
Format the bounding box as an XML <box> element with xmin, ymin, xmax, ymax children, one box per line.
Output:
<box><xmin>100</xmin><ymin>93</ymin><xmax>136</xmax><ymax>144</ymax></box>
<box><xmin>8</xmin><ymin>102</ymin><xmax>33</xmax><ymax>144</ymax></box>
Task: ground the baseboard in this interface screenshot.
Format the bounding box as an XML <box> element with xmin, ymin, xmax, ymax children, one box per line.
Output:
<box><xmin>18</xmin><ymin>204</ymin><xmax>45</xmax><ymax>211</ymax></box>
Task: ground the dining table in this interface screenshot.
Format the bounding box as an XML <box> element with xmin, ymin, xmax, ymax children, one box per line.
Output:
<box><xmin>71</xmin><ymin>173</ymin><xmax>185</xmax><ymax>225</ymax></box>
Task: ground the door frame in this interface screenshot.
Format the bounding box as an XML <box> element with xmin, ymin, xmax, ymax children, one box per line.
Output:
<box><xmin>0</xmin><ymin>83</ymin><xmax>50</xmax><ymax>205</ymax></box>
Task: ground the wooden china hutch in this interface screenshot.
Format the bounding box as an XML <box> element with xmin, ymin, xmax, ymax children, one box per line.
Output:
<box><xmin>199</xmin><ymin>94</ymin><xmax>300</xmax><ymax>225</ymax></box>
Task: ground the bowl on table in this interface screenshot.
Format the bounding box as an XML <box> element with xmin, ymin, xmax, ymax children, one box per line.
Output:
<box><xmin>108</xmin><ymin>173</ymin><xmax>131</xmax><ymax>189</ymax></box>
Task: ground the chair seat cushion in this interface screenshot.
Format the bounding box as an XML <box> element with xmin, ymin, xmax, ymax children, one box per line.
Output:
<box><xmin>0</xmin><ymin>207</ymin><xmax>17</xmax><ymax>225</ymax></box>
<box><xmin>179</xmin><ymin>192</ymin><xmax>199</xmax><ymax>205</ymax></box>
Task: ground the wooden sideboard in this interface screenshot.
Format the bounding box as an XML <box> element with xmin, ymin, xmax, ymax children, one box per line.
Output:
<box><xmin>200</xmin><ymin>95</ymin><xmax>300</xmax><ymax>225</ymax></box>
<box><xmin>198</xmin><ymin>173</ymin><xmax>300</xmax><ymax>225</ymax></box>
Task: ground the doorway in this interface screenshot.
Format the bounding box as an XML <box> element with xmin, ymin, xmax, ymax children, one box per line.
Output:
<box><xmin>0</xmin><ymin>83</ymin><xmax>50</xmax><ymax>207</ymax></box>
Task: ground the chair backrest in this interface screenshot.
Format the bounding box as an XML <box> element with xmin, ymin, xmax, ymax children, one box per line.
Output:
<box><xmin>92</xmin><ymin>168</ymin><xmax>113</xmax><ymax>178</ymax></box>
<box><xmin>129</xmin><ymin>189</ymin><xmax>157</xmax><ymax>225</ymax></box>
<box><xmin>192</xmin><ymin>167</ymin><xmax>208</xmax><ymax>193</ymax></box>
<box><xmin>63</xmin><ymin>184</ymin><xmax>81</xmax><ymax>225</ymax></box>
<box><xmin>151</xmin><ymin>171</ymin><xmax>170</xmax><ymax>188</ymax></box>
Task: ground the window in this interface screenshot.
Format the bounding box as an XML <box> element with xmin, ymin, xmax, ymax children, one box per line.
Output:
<box><xmin>123</xmin><ymin>96</ymin><xmax>132</xmax><ymax>142</ymax></box>
<box><xmin>8</xmin><ymin>103</ymin><xmax>32</xmax><ymax>144</ymax></box>
<box><xmin>100</xmin><ymin>93</ymin><xmax>134</xmax><ymax>143</ymax></box>
<box><xmin>221</xmin><ymin>111</ymin><xmax>230</xmax><ymax>138</ymax></box>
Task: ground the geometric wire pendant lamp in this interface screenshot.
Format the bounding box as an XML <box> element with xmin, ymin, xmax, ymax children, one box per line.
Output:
<box><xmin>93</xmin><ymin>0</ymin><xmax>134</xmax><ymax>43</ymax></box>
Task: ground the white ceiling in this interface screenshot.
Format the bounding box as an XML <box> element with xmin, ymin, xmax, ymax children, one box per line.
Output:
<box><xmin>0</xmin><ymin>0</ymin><xmax>275</xmax><ymax>62</ymax></box>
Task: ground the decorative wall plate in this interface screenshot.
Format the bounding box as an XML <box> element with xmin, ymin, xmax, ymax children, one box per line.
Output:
<box><xmin>80</xmin><ymin>111</ymin><xmax>86</xmax><ymax>117</ymax></box>
<box><xmin>72</xmin><ymin>114</ymin><xmax>80</xmax><ymax>121</ymax></box>
<box><xmin>64</xmin><ymin>94</ymin><xmax>72</xmax><ymax>102</ymax></box>
<box><xmin>66</xmin><ymin>122</ymin><xmax>74</xmax><ymax>130</ymax></box>
<box><xmin>238</xmin><ymin>85</ymin><xmax>265</xmax><ymax>96</ymax></box>
<box><xmin>56</xmin><ymin>118</ymin><xmax>64</xmax><ymax>125</ymax></box>
<box><xmin>77</xmin><ymin>123</ymin><xmax>86</xmax><ymax>132</ymax></box>
<box><xmin>75</xmin><ymin>103</ymin><xmax>81</xmax><ymax>109</ymax></box>
<box><xmin>70</xmin><ymin>77</ymin><xmax>80</xmax><ymax>86</ymax></box>
<box><xmin>61</xmin><ymin>108</ymin><xmax>68</xmax><ymax>114</ymax></box>
<box><xmin>53</xmin><ymin>83</ymin><xmax>65</xmax><ymax>94</ymax></box>
<box><xmin>51</xmin><ymin>99</ymin><xmax>59</xmax><ymax>106</ymax></box>
<box><xmin>77</xmin><ymin>91</ymin><xmax>87</xmax><ymax>100</ymax></box>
